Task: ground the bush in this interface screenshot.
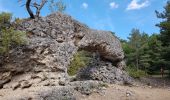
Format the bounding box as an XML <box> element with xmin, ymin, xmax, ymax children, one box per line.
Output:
<box><xmin>0</xmin><ymin>12</ymin><xmax>27</xmax><ymax>56</ymax></box>
<box><xmin>125</xmin><ymin>66</ymin><xmax>147</xmax><ymax>78</ymax></box>
<box><xmin>68</xmin><ymin>50</ymin><xmax>92</xmax><ymax>76</ymax></box>
<box><xmin>12</xmin><ymin>18</ymin><xmax>23</xmax><ymax>28</ymax></box>
<box><xmin>0</xmin><ymin>28</ymin><xmax>27</xmax><ymax>55</ymax></box>
<box><xmin>0</xmin><ymin>12</ymin><xmax>12</xmax><ymax>29</ymax></box>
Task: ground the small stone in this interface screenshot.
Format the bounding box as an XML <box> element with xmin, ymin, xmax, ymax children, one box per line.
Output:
<box><xmin>126</xmin><ymin>90</ymin><xmax>133</xmax><ymax>97</ymax></box>
<box><xmin>126</xmin><ymin>93</ymin><xmax>130</xmax><ymax>97</ymax></box>
<box><xmin>148</xmin><ymin>86</ymin><xmax>152</xmax><ymax>88</ymax></box>
<box><xmin>102</xmin><ymin>87</ymin><xmax>107</xmax><ymax>90</ymax></box>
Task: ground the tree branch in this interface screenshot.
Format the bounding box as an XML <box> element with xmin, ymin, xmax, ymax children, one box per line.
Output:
<box><xmin>35</xmin><ymin>0</ymin><xmax>47</xmax><ymax>17</ymax></box>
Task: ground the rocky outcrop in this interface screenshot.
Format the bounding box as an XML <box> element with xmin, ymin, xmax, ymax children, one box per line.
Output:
<box><xmin>0</xmin><ymin>12</ymin><xmax>131</xmax><ymax>95</ymax></box>
<box><xmin>76</xmin><ymin>61</ymin><xmax>131</xmax><ymax>84</ymax></box>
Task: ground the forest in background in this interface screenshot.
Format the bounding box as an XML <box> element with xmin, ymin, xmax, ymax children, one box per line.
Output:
<box><xmin>121</xmin><ymin>1</ymin><xmax>170</xmax><ymax>78</ymax></box>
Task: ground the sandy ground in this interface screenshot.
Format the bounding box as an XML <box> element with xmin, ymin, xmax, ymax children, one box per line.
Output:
<box><xmin>0</xmin><ymin>76</ymin><xmax>170</xmax><ymax>100</ymax></box>
<box><xmin>0</xmin><ymin>84</ymin><xmax>170</xmax><ymax>100</ymax></box>
<box><xmin>83</xmin><ymin>84</ymin><xmax>170</xmax><ymax>100</ymax></box>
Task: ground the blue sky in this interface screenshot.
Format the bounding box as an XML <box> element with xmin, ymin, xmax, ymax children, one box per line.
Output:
<box><xmin>0</xmin><ymin>0</ymin><xmax>168</xmax><ymax>40</ymax></box>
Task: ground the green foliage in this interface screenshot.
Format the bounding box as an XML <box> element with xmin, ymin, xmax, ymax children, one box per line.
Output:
<box><xmin>125</xmin><ymin>29</ymin><xmax>150</xmax><ymax>71</ymax></box>
<box><xmin>12</xmin><ymin>18</ymin><xmax>23</xmax><ymax>28</ymax></box>
<box><xmin>125</xmin><ymin>66</ymin><xmax>147</xmax><ymax>78</ymax></box>
<box><xmin>11</xmin><ymin>30</ymin><xmax>27</xmax><ymax>45</ymax></box>
<box><xmin>156</xmin><ymin>1</ymin><xmax>170</xmax><ymax>46</ymax></box>
<box><xmin>122</xmin><ymin>28</ymin><xmax>165</xmax><ymax>76</ymax></box>
<box><xmin>68</xmin><ymin>50</ymin><xmax>92</xmax><ymax>76</ymax></box>
<box><xmin>49</xmin><ymin>0</ymin><xmax>66</xmax><ymax>13</ymax></box>
<box><xmin>155</xmin><ymin>1</ymin><xmax>170</xmax><ymax>76</ymax></box>
<box><xmin>0</xmin><ymin>12</ymin><xmax>12</xmax><ymax>30</ymax></box>
<box><xmin>0</xmin><ymin>28</ymin><xmax>27</xmax><ymax>55</ymax></box>
<box><xmin>0</xmin><ymin>12</ymin><xmax>27</xmax><ymax>56</ymax></box>
<box><xmin>0</xmin><ymin>29</ymin><xmax>10</xmax><ymax>54</ymax></box>
<box><xmin>146</xmin><ymin>34</ymin><xmax>164</xmax><ymax>73</ymax></box>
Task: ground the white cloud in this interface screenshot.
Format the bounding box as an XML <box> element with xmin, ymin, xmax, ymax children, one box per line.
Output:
<box><xmin>82</xmin><ymin>2</ymin><xmax>88</xmax><ymax>9</ymax></box>
<box><xmin>110</xmin><ymin>2</ymin><xmax>119</xmax><ymax>9</ymax></box>
<box><xmin>126</xmin><ymin>0</ymin><xmax>149</xmax><ymax>10</ymax></box>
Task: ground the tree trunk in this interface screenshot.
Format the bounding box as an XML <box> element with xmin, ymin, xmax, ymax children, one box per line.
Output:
<box><xmin>136</xmin><ymin>49</ymin><xmax>139</xmax><ymax>71</ymax></box>
<box><xmin>26</xmin><ymin>0</ymin><xmax>35</xmax><ymax>19</ymax></box>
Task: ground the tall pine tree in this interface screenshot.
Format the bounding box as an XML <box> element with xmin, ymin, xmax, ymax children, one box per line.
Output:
<box><xmin>156</xmin><ymin>1</ymin><xmax>170</xmax><ymax>73</ymax></box>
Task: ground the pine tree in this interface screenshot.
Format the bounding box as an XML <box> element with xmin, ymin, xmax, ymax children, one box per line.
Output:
<box><xmin>127</xmin><ymin>29</ymin><xmax>142</xmax><ymax>70</ymax></box>
<box><xmin>156</xmin><ymin>1</ymin><xmax>170</xmax><ymax>46</ymax></box>
<box><xmin>156</xmin><ymin>1</ymin><xmax>170</xmax><ymax>74</ymax></box>
<box><xmin>138</xmin><ymin>33</ymin><xmax>151</xmax><ymax>73</ymax></box>
<box><xmin>147</xmin><ymin>34</ymin><xmax>164</xmax><ymax>74</ymax></box>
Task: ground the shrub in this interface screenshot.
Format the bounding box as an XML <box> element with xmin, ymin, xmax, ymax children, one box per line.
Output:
<box><xmin>0</xmin><ymin>12</ymin><xmax>27</xmax><ymax>56</ymax></box>
<box><xmin>12</xmin><ymin>18</ymin><xmax>23</xmax><ymax>28</ymax></box>
<box><xmin>0</xmin><ymin>28</ymin><xmax>27</xmax><ymax>55</ymax></box>
<box><xmin>125</xmin><ymin>66</ymin><xmax>147</xmax><ymax>78</ymax></box>
<box><xmin>68</xmin><ymin>50</ymin><xmax>92</xmax><ymax>76</ymax></box>
<box><xmin>0</xmin><ymin>12</ymin><xmax>12</xmax><ymax>29</ymax></box>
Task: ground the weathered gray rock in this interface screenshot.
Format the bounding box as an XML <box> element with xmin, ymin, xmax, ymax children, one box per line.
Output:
<box><xmin>69</xmin><ymin>80</ymin><xmax>104</xmax><ymax>95</ymax></box>
<box><xmin>78</xmin><ymin>30</ymin><xmax>124</xmax><ymax>63</ymax></box>
<box><xmin>76</xmin><ymin>61</ymin><xmax>132</xmax><ymax>84</ymax></box>
<box><xmin>0</xmin><ymin>72</ymin><xmax>11</xmax><ymax>89</ymax></box>
<box><xmin>38</xmin><ymin>87</ymin><xmax>76</xmax><ymax>100</ymax></box>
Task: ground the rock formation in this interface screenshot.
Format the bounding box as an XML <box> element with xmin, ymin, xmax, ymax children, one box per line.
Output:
<box><xmin>0</xmin><ymin>12</ymin><xmax>132</xmax><ymax>99</ymax></box>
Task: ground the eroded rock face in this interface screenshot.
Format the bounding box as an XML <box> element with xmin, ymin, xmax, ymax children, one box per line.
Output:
<box><xmin>0</xmin><ymin>12</ymin><xmax>129</xmax><ymax>90</ymax></box>
<box><xmin>76</xmin><ymin>61</ymin><xmax>132</xmax><ymax>84</ymax></box>
<box><xmin>78</xmin><ymin>30</ymin><xmax>124</xmax><ymax>63</ymax></box>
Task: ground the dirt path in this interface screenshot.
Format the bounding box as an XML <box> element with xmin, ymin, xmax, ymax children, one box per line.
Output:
<box><xmin>83</xmin><ymin>84</ymin><xmax>170</xmax><ymax>100</ymax></box>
